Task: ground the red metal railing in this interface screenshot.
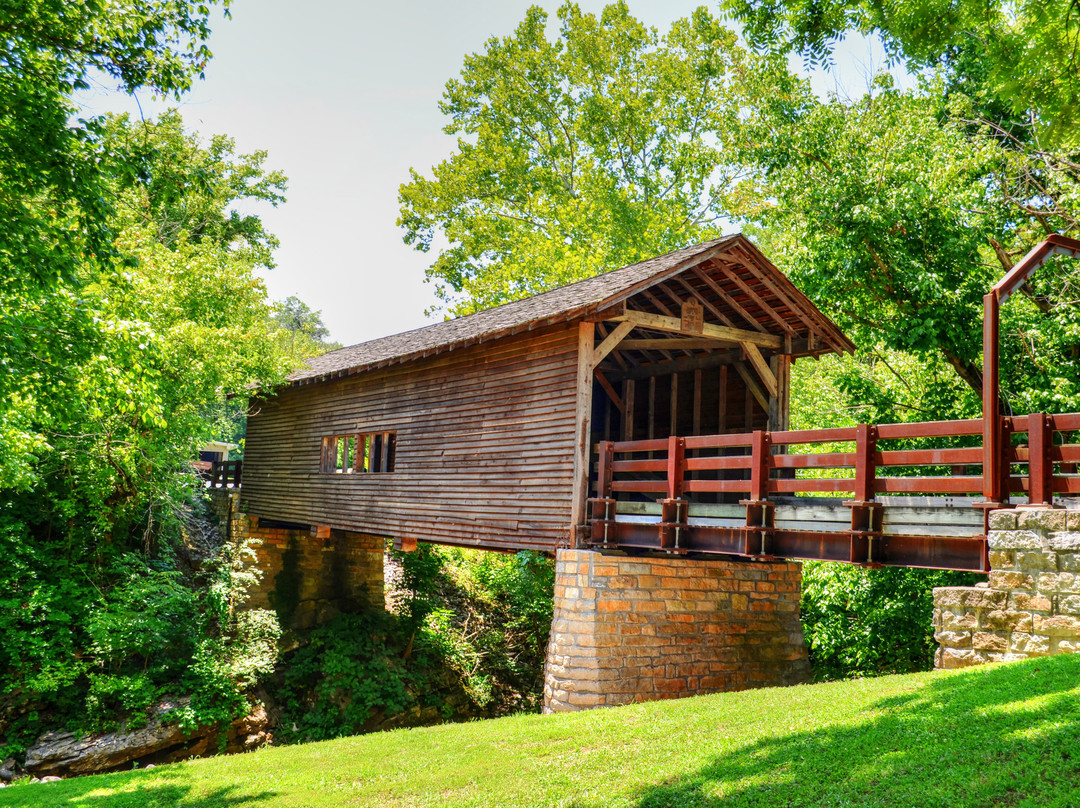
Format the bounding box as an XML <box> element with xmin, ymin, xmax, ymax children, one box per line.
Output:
<box><xmin>588</xmin><ymin>412</ymin><xmax>1080</xmax><ymax>571</ymax></box>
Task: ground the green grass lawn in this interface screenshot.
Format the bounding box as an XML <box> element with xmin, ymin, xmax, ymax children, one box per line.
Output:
<box><xmin>7</xmin><ymin>653</ymin><xmax>1080</xmax><ymax>807</ymax></box>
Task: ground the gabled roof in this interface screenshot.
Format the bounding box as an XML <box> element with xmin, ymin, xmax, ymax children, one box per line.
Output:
<box><xmin>287</xmin><ymin>234</ymin><xmax>853</xmax><ymax>387</ymax></box>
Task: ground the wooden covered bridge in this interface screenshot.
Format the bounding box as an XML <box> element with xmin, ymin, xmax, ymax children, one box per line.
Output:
<box><xmin>237</xmin><ymin>233</ymin><xmax>1080</xmax><ymax>710</ymax></box>
<box><xmin>243</xmin><ymin>233</ymin><xmax>1078</xmax><ymax>571</ymax></box>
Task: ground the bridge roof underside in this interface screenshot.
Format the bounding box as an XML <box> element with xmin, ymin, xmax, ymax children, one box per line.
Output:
<box><xmin>286</xmin><ymin>233</ymin><xmax>854</xmax><ymax>388</ymax></box>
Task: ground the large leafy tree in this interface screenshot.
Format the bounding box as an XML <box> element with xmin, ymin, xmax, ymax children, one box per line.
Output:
<box><xmin>0</xmin><ymin>0</ymin><xmax>231</xmax><ymax>490</ymax></box>
<box><xmin>737</xmin><ymin>80</ymin><xmax>1012</xmax><ymax>400</ymax></box>
<box><xmin>399</xmin><ymin>1</ymin><xmax>795</xmax><ymax>314</ymax></box>
<box><xmin>0</xmin><ymin>110</ymin><xmax>292</xmax><ymax>751</ymax></box>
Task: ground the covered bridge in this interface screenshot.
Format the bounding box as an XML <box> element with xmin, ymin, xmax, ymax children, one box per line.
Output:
<box><xmin>241</xmin><ymin>234</ymin><xmax>852</xmax><ymax>552</ymax></box>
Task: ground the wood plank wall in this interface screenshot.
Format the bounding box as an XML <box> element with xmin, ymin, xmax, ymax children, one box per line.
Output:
<box><xmin>243</xmin><ymin>324</ymin><xmax>581</xmax><ymax>552</ymax></box>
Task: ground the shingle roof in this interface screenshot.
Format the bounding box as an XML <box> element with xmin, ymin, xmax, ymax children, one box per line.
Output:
<box><xmin>286</xmin><ymin>234</ymin><xmax>851</xmax><ymax>387</ymax></box>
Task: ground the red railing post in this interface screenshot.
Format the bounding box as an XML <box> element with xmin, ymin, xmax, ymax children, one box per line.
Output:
<box><xmin>659</xmin><ymin>436</ymin><xmax>688</xmax><ymax>552</ymax></box>
<box><xmin>739</xmin><ymin>430</ymin><xmax>775</xmax><ymax>558</ymax></box>
<box><xmin>853</xmin><ymin>423</ymin><xmax>876</xmax><ymax>503</ymax></box>
<box><xmin>1026</xmin><ymin>413</ymin><xmax>1054</xmax><ymax>507</ymax></box>
<box><xmin>667</xmin><ymin>435</ymin><xmax>685</xmax><ymax>500</ymax></box>
<box><xmin>846</xmin><ymin>424</ymin><xmax>883</xmax><ymax>564</ymax></box>
<box><xmin>597</xmin><ymin>440</ymin><xmax>614</xmax><ymax>499</ymax></box>
<box><xmin>749</xmin><ymin>429</ymin><xmax>770</xmax><ymax>503</ymax></box>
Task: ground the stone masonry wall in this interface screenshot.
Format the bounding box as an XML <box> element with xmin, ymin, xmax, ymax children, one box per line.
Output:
<box><xmin>934</xmin><ymin>508</ymin><xmax>1080</xmax><ymax>669</ymax></box>
<box><xmin>543</xmin><ymin>549</ymin><xmax>810</xmax><ymax>712</ymax></box>
<box><xmin>207</xmin><ymin>490</ymin><xmax>384</xmax><ymax>631</ymax></box>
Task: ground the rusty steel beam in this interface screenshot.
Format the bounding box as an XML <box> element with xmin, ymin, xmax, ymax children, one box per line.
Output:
<box><xmin>587</xmin><ymin>520</ymin><xmax>990</xmax><ymax>573</ymax></box>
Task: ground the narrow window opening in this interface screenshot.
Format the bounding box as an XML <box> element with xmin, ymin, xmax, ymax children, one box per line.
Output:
<box><xmin>321</xmin><ymin>432</ymin><xmax>395</xmax><ymax>473</ymax></box>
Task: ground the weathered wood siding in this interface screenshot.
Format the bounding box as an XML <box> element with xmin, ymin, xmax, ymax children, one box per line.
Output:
<box><xmin>243</xmin><ymin>324</ymin><xmax>580</xmax><ymax>552</ymax></box>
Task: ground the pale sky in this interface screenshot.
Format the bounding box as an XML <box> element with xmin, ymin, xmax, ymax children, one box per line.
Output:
<box><xmin>77</xmin><ymin>0</ymin><xmax>908</xmax><ymax>347</ymax></box>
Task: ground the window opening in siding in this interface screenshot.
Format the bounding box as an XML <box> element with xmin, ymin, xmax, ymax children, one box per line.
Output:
<box><xmin>320</xmin><ymin>432</ymin><xmax>395</xmax><ymax>473</ymax></box>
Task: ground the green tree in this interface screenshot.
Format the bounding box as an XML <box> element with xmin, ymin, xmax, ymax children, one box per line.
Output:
<box><xmin>399</xmin><ymin>1</ymin><xmax>794</xmax><ymax>314</ymax></box>
<box><xmin>272</xmin><ymin>296</ymin><xmax>343</xmax><ymax>362</ymax></box>
<box><xmin>0</xmin><ymin>0</ymin><xmax>231</xmax><ymax>491</ymax></box>
<box><xmin>0</xmin><ymin>109</ymin><xmax>291</xmax><ymax>752</ymax></box>
<box><xmin>722</xmin><ymin>0</ymin><xmax>1080</xmax><ymax>148</ymax></box>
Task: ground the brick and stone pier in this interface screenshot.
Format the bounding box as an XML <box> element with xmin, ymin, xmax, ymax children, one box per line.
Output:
<box><xmin>542</xmin><ymin>549</ymin><xmax>811</xmax><ymax>712</ymax></box>
<box><xmin>934</xmin><ymin>508</ymin><xmax>1080</xmax><ymax>668</ymax></box>
<box><xmin>209</xmin><ymin>490</ymin><xmax>384</xmax><ymax>630</ymax></box>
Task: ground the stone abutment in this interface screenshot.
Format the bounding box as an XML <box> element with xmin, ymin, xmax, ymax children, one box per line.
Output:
<box><xmin>934</xmin><ymin>508</ymin><xmax>1080</xmax><ymax>668</ymax></box>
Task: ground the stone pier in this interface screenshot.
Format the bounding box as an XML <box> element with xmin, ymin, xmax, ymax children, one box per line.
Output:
<box><xmin>542</xmin><ymin>549</ymin><xmax>810</xmax><ymax>712</ymax></box>
<box><xmin>208</xmin><ymin>490</ymin><xmax>384</xmax><ymax>630</ymax></box>
<box><xmin>934</xmin><ymin>508</ymin><xmax>1080</xmax><ymax>668</ymax></box>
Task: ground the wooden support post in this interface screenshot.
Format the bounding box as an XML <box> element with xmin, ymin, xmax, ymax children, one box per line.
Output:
<box><xmin>1024</xmin><ymin>413</ymin><xmax>1054</xmax><ymax>507</ymax></box>
<box><xmin>648</xmin><ymin>376</ymin><xmax>656</xmax><ymax>440</ymax></box>
<box><xmin>596</xmin><ymin>440</ymin><xmax>614</xmax><ymax>500</ymax></box>
<box><xmin>623</xmin><ymin>379</ymin><xmax>635</xmax><ymax>441</ymax></box>
<box><xmin>693</xmin><ymin>369</ymin><xmax>703</xmax><ymax>435</ymax></box>
<box><xmin>570</xmin><ymin>321</ymin><xmax>596</xmax><ymax>546</ymax></box>
<box><xmin>670</xmin><ymin>373</ymin><xmax>679</xmax><ymax>437</ymax></box>
<box><xmin>590</xmin><ymin>441</ymin><xmax>617</xmax><ymax>548</ymax></box>
<box><xmin>394</xmin><ymin>536</ymin><xmax>418</xmax><ymax>552</ymax></box>
<box><xmin>718</xmin><ymin>365</ymin><xmax>728</xmax><ymax>432</ymax></box>
<box><xmin>768</xmin><ymin>354</ymin><xmax>791</xmax><ymax>432</ymax></box>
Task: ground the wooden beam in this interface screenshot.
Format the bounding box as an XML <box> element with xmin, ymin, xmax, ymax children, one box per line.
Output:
<box><xmin>592</xmin><ymin>320</ymin><xmax>635</xmax><ymax>365</ymax></box>
<box><xmin>718</xmin><ymin>365</ymin><xmax>728</xmax><ymax>432</ymax></box>
<box><xmin>620</xmin><ymin>338</ymin><xmax>726</xmax><ymax>351</ymax></box>
<box><xmin>734</xmin><ymin>361</ymin><xmax>769</xmax><ymax>411</ymax></box>
<box><xmin>693</xmin><ymin>369</ymin><xmax>702</xmax><ymax>435</ymax></box>
<box><xmin>740</xmin><ymin>341</ymin><xmax>778</xmax><ymax>398</ymax></box>
<box><xmin>648</xmin><ymin>376</ymin><xmax>656</xmax><ymax>440</ymax></box>
<box><xmin>708</xmin><ymin>261</ymin><xmax>797</xmax><ymax>336</ymax></box>
<box><xmin>609</xmin><ymin>310</ymin><xmax>782</xmax><ymax>349</ymax></box>
<box><xmin>570</xmin><ymin>321</ymin><xmax>595</xmax><ymax>545</ymax></box>
<box><xmin>623</xmin><ymin>378</ymin><xmax>635</xmax><ymax>441</ymax></box>
<box><xmin>394</xmin><ymin>536</ymin><xmax>418</xmax><ymax>552</ymax></box>
<box><xmin>689</xmin><ymin>267</ymin><xmax>769</xmax><ymax>333</ymax></box>
<box><xmin>670</xmin><ymin>372</ymin><xmax>679</xmax><ymax>436</ymax></box>
<box><xmin>642</xmin><ymin>288</ymin><xmax>677</xmax><ymax>317</ymax></box>
<box><xmin>769</xmin><ymin>354</ymin><xmax>791</xmax><ymax>432</ymax></box>
<box><xmin>594</xmin><ymin>368</ymin><xmax>624</xmax><ymax>414</ymax></box>
<box><xmin>613</xmin><ymin>349</ymin><xmax>740</xmax><ymax>381</ymax></box>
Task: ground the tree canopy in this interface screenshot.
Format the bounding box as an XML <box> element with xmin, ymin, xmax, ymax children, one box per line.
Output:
<box><xmin>398</xmin><ymin>1</ymin><xmax>795</xmax><ymax>314</ymax></box>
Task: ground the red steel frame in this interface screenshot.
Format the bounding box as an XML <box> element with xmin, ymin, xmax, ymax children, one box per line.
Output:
<box><xmin>588</xmin><ymin>235</ymin><xmax>1080</xmax><ymax>572</ymax></box>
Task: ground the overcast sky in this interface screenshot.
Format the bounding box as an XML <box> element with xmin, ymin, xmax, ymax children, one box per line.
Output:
<box><xmin>78</xmin><ymin>0</ymin><xmax>907</xmax><ymax>347</ymax></box>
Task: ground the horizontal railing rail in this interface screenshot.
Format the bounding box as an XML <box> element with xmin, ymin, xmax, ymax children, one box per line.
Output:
<box><xmin>207</xmin><ymin>459</ymin><xmax>242</xmax><ymax>489</ymax></box>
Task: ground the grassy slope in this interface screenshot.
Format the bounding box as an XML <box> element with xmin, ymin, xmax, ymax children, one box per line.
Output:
<box><xmin>7</xmin><ymin>654</ymin><xmax>1080</xmax><ymax>808</ymax></box>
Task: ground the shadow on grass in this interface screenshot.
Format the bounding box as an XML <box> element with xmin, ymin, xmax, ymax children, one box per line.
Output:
<box><xmin>0</xmin><ymin>767</ymin><xmax>276</xmax><ymax>808</ymax></box>
<box><xmin>617</xmin><ymin>654</ymin><xmax>1080</xmax><ymax>808</ymax></box>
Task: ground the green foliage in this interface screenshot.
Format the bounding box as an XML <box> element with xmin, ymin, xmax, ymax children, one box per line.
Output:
<box><xmin>800</xmin><ymin>562</ymin><xmax>979</xmax><ymax>679</ymax></box>
<box><xmin>399</xmin><ymin>1</ymin><xmax>794</xmax><ymax>314</ymax></box>
<box><xmin>274</xmin><ymin>546</ymin><xmax>556</xmax><ymax>745</ymax></box>
<box><xmin>722</xmin><ymin>0</ymin><xmax>1080</xmax><ymax>148</ymax></box>
<box><xmin>739</xmin><ymin>83</ymin><xmax>1009</xmax><ymax>394</ymax></box>
<box><xmin>273</xmin><ymin>612</ymin><xmax>450</xmax><ymax>744</ymax></box>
